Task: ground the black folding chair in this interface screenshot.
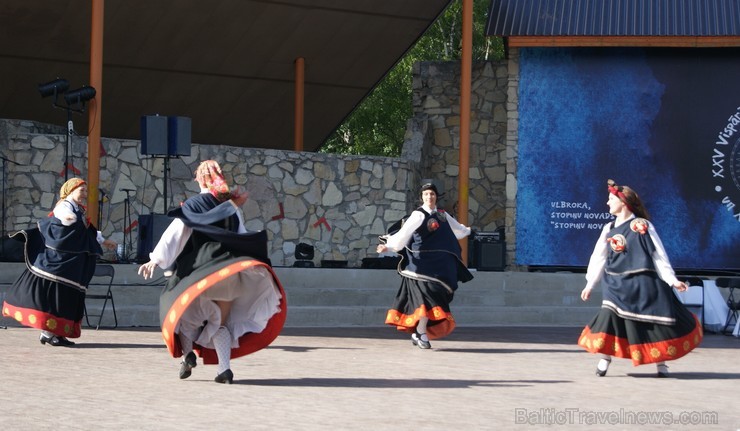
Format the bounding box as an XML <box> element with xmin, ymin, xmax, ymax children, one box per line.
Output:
<box><xmin>84</xmin><ymin>264</ymin><xmax>118</xmax><ymax>329</ymax></box>
<box><xmin>715</xmin><ymin>277</ymin><xmax>740</xmax><ymax>334</ymax></box>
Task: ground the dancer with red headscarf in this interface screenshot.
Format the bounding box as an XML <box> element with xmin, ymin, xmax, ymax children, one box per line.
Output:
<box><xmin>139</xmin><ymin>160</ymin><xmax>286</xmax><ymax>384</ymax></box>
<box><xmin>3</xmin><ymin>178</ymin><xmax>116</xmax><ymax>346</ymax></box>
<box><xmin>578</xmin><ymin>179</ymin><xmax>702</xmax><ymax>377</ymax></box>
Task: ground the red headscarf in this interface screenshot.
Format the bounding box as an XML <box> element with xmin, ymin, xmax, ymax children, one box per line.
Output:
<box><xmin>607</xmin><ymin>179</ymin><xmax>635</xmax><ymax>213</ymax></box>
<box><xmin>195</xmin><ymin>160</ymin><xmax>231</xmax><ymax>202</ymax></box>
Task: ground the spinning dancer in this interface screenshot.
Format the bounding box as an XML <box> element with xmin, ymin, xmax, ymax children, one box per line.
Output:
<box><xmin>3</xmin><ymin>178</ymin><xmax>116</xmax><ymax>346</ymax></box>
<box><xmin>376</xmin><ymin>182</ymin><xmax>473</xmax><ymax>349</ymax></box>
<box><xmin>139</xmin><ymin>160</ymin><xmax>286</xmax><ymax>383</ymax></box>
<box><xmin>579</xmin><ymin>179</ymin><xmax>703</xmax><ymax>377</ymax></box>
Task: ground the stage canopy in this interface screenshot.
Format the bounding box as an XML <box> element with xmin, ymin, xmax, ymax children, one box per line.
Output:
<box><xmin>0</xmin><ymin>0</ymin><xmax>452</xmax><ymax>152</ymax></box>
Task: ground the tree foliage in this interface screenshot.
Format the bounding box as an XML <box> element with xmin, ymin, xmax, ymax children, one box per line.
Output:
<box><xmin>320</xmin><ymin>0</ymin><xmax>504</xmax><ymax>156</ymax></box>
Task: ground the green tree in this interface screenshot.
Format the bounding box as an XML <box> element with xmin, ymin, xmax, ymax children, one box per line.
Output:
<box><xmin>321</xmin><ymin>0</ymin><xmax>504</xmax><ymax>156</ymax></box>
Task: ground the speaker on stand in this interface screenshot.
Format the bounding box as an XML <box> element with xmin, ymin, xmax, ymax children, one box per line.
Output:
<box><xmin>140</xmin><ymin>115</ymin><xmax>168</xmax><ymax>156</ymax></box>
<box><xmin>168</xmin><ymin>116</ymin><xmax>191</xmax><ymax>157</ymax></box>
<box><xmin>140</xmin><ymin>115</ymin><xmax>191</xmax><ymax>214</ymax></box>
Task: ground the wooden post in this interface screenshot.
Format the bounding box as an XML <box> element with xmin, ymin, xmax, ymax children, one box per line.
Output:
<box><xmin>87</xmin><ymin>0</ymin><xmax>104</xmax><ymax>227</ymax></box>
<box><xmin>458</xmin><ymin>0</ymin><xmax>473</xmax><ymax>264</ymax></box>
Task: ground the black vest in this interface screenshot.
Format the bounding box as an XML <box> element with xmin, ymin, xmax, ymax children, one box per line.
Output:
<box><xmin>405</xmin><ymin>208</ymin><xmax>463</xmax><ymax>290</ymax></box>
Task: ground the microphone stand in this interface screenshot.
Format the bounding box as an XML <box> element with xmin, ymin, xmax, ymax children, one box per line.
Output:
<box><xmin>98</xmin><ymin>189</ymin><xmax>107</xmax><ymax>229</ymax></box>
<box><xmin>65</xmin><ymin>113</ymin><xmax>73</xmax><ymax>181</ymax></box>
<box><xmin>119</xmin><ymin>188</ymin><xmax>136</xmax><ymax>263</ymax></box>
<box><xmin>0</xmin><ymin>155</ymin><xmax>22</xmax><ymax>261</ymax></box>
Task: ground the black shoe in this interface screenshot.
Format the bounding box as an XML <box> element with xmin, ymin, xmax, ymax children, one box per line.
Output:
<box><xmin>214</xmin><ymin>369</ymin><xmax>234</xmax><ymax>384</ymax></box>
<box><xmin>54</xmin><ymin>336</ymin><xmax>75</xmax><ymax>346</ymax></box>
<box><xmin>411</xmin><ymin>332</ymin><xmax>431</xmax><ymax>349</ymax></box>
<box><xmin>179</xmin><ymin>352</ymin><xmax>197</xmax><ymax>379</ymax></box>
<box><xmin>40</xmin><ymin>334</ymin><xmax>75</xmax><ymax>347</ymax></box>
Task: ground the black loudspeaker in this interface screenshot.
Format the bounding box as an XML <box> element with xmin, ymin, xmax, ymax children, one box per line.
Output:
<box><xmin>137</xmin><ymin>214</ymin><xmax>174</xmax><ymax>261</ymax></box>
<box><xmin>0</xmin><ymin>237</ymin><xmax>24</xmax><ymax>262</ymax></box>
<box><xmin>361</xmin><ymin>256</ymin><xmax>401</xmax><ymax>269</ymax></box>
<box><xmin>168</xmin><ymin>116</ymin><xmax>191</xmax><ymax>156</ymax></box>
<box><xmin>469</xmin><ymin>232</ymin><xmax>506</xmax><ymax>271</ymax></box>
<box><xmin>140</xmin><ymin>115</ymin><xmax>168</xmax><ymax>155</ymax></box>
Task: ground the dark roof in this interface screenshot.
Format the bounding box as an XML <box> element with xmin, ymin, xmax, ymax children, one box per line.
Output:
<box><xmin>0</xmin><ymin>0</ymin><xmax>452</xmax><ymax>152</ymax></box>
<box><xmin>486</xmin><ymin>0</ymin><xmax>740</xmax><ymax>36</ymax></box>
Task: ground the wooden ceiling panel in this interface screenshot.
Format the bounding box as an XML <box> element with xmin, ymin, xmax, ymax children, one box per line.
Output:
<box><xmin>0</xmin><ymin>0</ymin><xmax>452</xmax><ymax>151</ymax></box>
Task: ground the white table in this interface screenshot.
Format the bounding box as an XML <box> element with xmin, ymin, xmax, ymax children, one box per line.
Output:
<box><xmin>676</xmin><ymin>279</ymin><xmax>729</xmax><ymax>333</ymax></box>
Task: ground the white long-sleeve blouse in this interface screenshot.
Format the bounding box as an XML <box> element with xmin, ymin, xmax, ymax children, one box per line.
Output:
<box><xmin>383</xmin><ymin>204</ymin><xmax>471</xmax><ymax>253</ymax></box>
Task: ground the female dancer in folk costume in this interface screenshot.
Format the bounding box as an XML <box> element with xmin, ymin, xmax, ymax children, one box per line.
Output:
<box><xmin>3</xmin><ymin>178</ymin><xmax>116</xmax><ymax>346</ymax></box>
<box><xmin>138</xmin><ymin>160</ymin><xmax>286</xmax><ymax>384</ymax></box>
<box><xmin>579</xmin><ymin>179</ymin><xmax>702</xmax><ymax>377</ymax></box>
<box><xmin>376</xmin><ymin>182</ymin><xmax>473</xmax><ymax>349</ymax></box>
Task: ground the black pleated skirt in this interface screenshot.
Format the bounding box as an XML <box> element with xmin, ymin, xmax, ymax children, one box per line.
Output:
<box><xmin>578</xmin><ymin>294</ymin><xmax>703</xmax><ymax>366</ymax></box>
<box><xmin>385</xmin><ymin>276</ymin><xmax>456</xmax><ymax>340</ymax></box>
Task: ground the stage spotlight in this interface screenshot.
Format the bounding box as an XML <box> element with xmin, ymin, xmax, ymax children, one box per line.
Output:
<box><xmin>38</xmin><ymin>78</ymin><xmax>69</xmax><ymax>98</ymax></box>
<box><xmin>64</xmin><ymin>86</ymin><xmax>96</xmax><ymax>106</ymax></box>
<box><xmin>295</xmin><ymin>242</ymin><xmax>315</xmax><ymax>260</ymax></box>
<box><xmin>38</xmin><ymin>78</ymin><xmax>96</xmax><ymax>181</ymax></box>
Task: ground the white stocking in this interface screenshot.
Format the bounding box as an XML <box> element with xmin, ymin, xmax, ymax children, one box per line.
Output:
<box><xmin>213</xmin><ymin>326</ymin><xmax>232</xmax><ymax>374</ymax></box>
<box><xmin>416</xmin><ymin>316</ymin><xmax>429</xmax><ymax>341</ymax></box>
<box><xmin>179</xmin><ymin>333</ymin><xmax>193</xmax><ymax>355</ymax></box>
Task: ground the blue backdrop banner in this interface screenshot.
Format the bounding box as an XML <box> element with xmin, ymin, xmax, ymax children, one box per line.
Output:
<box><xmin>516</xmin><ymin>47</ymin><xmax>740</xmax><ymax>271</ymax></box>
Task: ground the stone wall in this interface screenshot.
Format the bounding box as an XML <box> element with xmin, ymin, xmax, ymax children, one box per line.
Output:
<box><xmin>0</xmin><ymin>119</ymin><xmax>418</xmax><ymax>266</ymax></box>
<box><xmin>0</xmin><ymin>59</ymin><xmax>511</xmax><ymax>268</ymax></box>
<box><xmin>504</xmin><ymin>49</ymin><xmax>521</xmax><ymax>269</ymax></box>
<box><xmin>407</xmin><ymin>60</ymin><xmax>509</xmax><ymax>230</ymax></box>
<box><xmin>404</xmin><ymin>60</ymin><xmax>511</xmax><ymax>263</ymax></box>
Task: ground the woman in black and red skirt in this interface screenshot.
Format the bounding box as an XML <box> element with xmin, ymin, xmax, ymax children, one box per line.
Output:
<box><xmin>376</xmin><ymin>182</ymin><xmax>473</xmax><ymax>349</ymax></box>
<box><xmin>138</xmin><ymin>160</ymin><xmax>286</xmax><ymax>384</ymax></box>
<box><xmin>578</xmin><ymin>179</ymin><xmax>703</xmax><ymax>377</ymax></box>
<box><xmin>2</xmin><ymin>178</ymin><xmax>116</xmax><ymax>346</ymax></box>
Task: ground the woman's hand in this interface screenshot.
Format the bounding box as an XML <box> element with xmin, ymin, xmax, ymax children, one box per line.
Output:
<box><xmin>138</xmin><ymin>261</ymin><xmax>158</xmax><ymax>280</ymax></box>
<box><xmin>580</xmin><ymin>286</ymin><xmax>592</xmax><ymax>301</ymax></box>
<box><xmin>673</xmin><ymin>281</ymin><xmax>688</xmax><ymax>292</ymax></box>
<box><xmin>376</xmin><ymin>244</ymin><xmax>388</xmax><ymax>254</ymax></box>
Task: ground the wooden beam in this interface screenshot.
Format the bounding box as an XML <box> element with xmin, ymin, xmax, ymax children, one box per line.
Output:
<box><xmin>507</xmin><ymin>36</ymin><xmax>740</xmax><ymax>48</ymax></box>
